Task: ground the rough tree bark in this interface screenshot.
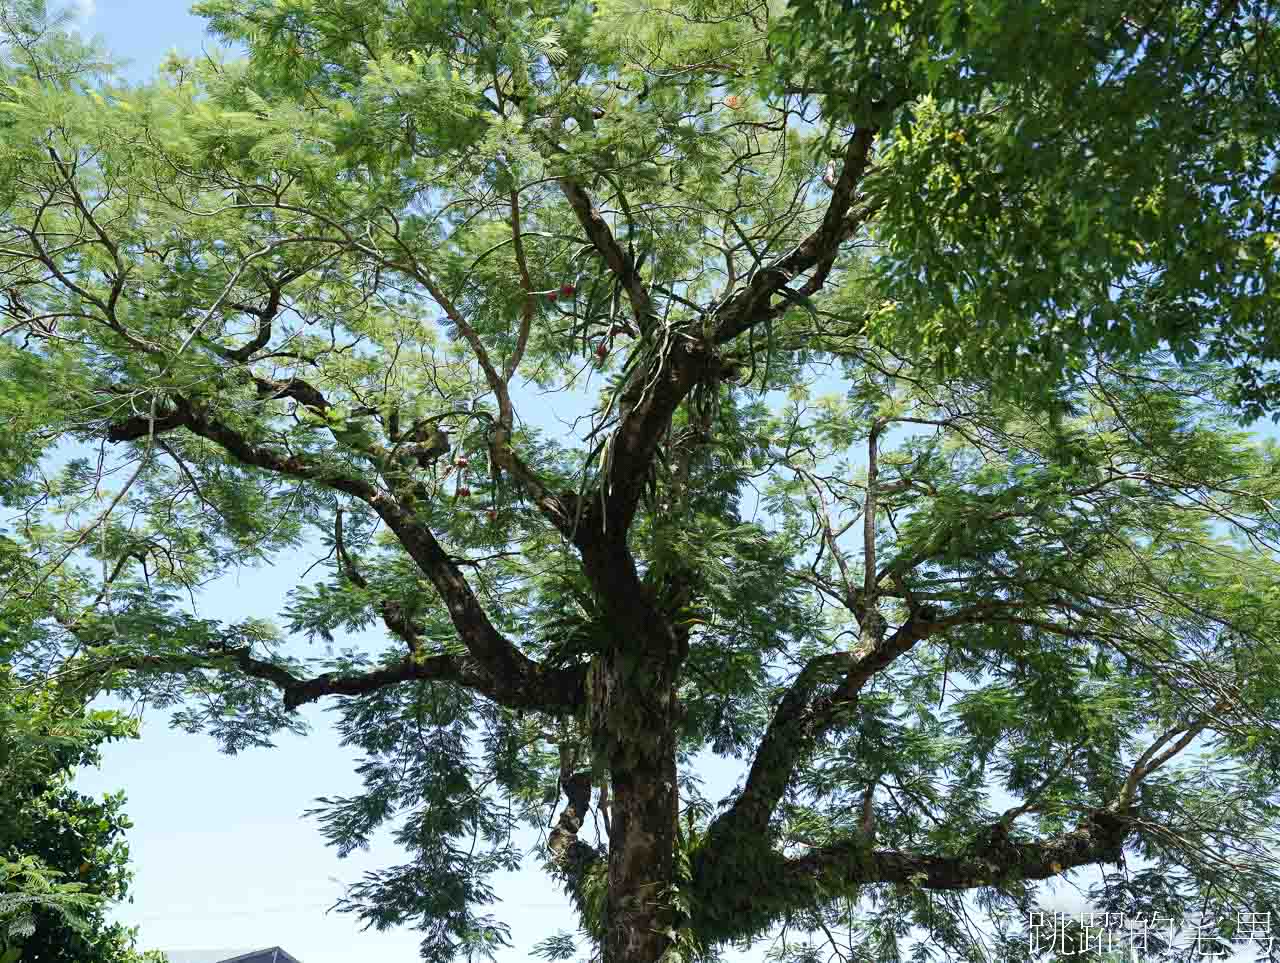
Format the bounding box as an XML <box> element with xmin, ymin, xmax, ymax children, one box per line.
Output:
<box><xmin>593</xmin><ymin>650</ymin><xmax>680</xmax><ymax>961</ymax></box>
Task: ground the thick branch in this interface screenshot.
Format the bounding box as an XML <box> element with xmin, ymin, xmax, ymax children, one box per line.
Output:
<box><xmin>558</xmin><ymin>177</ymin><xmax>654</xmax><ymax>333</ymax></box>
<box><xmin>592</xmin><ymin>335</ymin><xmax>717</xmax><ymax>538</ymax></box>
<box><xmin>712</xmin><ymin>128</ymin><xmax>877</xmax><ymax>345</ymax></box>
<box><xmin>106</xmin><ymin>396</ymin><xmax>585</xmax><ymax>715</ymax></box>
<box><xmin>708</xmin><ymin>608</ymin><xmax>941</xmax><ymax>843</ymax></box>
<box><xmin>104</xmin><ymin>406</ymin><xmax>192</xmax><ymax>441</ymax></box>
<box><xmin>547</xmin><ymin>765</ymin><xmax>606</xmax><ymax>929</ymax></box>
<box><xmin>225</xmin><ymin>277</ymin><xmax>290</xmax><ymax>362</ymax></box>
<box><xmin>574</xmin><ymin>131</ymin><xmax>878</xmax><ymax>544</ymax></box>
<box><xmin>785</xmin><ymin>808</ymin><xmax>1131</xmax><ymax>893</ymax></box>
<box><xmin>487</xmin><ymin>423</ymin><xmax>582</xmax><ymax>538</ymax></box>
<box><xmin>693</xmin><ymin>800</ymin><xmax>1131</xmax><ymax>945</ymax></box>
<box><xmin>252</xmin><ymin>375</ymin><xmax>332</xmax><ymax>413</ymax></box>
<box><xmin>118</xmin><ymin>643</ymin><xmax>585</xmax><ymax>714</ymax></box>
<box><xmin>230</xmin><ymin>648</ymin><xmax>488</xmax><ymax>711</ymax></box>
<box><xmin>106</xmin><ymin>393</ymin><xmax>381</xmax><ymax>502</ymax></box>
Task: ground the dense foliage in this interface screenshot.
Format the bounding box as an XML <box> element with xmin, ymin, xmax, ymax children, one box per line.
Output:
<box><xmin>1</xmin><ymin>1</ymin><xmax>1279</xmax><ymax>962</ymax></box>
<box><xmin>0</xmin><ymin>664</ymin><xmax>159</xmax><ymax>963</ymax></box>
<box><xmin>778</xmin><ymin>0</ymin><xmax>1280</xmax><ymax>418</ymax></box>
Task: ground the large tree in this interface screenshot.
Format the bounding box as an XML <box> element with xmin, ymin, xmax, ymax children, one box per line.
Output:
<box><xmin>2</xmin><ymin>1</ymin><xmax>1279</xmax><ymax>962</ymax></box>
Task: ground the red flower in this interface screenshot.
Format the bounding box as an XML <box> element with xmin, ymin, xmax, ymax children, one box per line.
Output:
<box><xmin>561</xmin><ymin>283</ymin><xmax>576</xmax><ymax>297</ymax></box>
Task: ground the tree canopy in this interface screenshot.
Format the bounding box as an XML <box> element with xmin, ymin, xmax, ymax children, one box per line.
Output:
<box><xmin>1</xmin><ymin>1</ymin><xmax>1279</xmax><ymax>962</ymax></box>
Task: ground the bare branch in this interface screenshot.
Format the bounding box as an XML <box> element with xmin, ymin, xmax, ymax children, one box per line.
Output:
<box><xmin>558</xmin><ymin>176</ymin><xmax>654</xmax><ymax>334</ymax></box>
<box><xmin>712</xmin><ymin>127</ymin><xmax>878</xmax><ymax>345</ymax></box>
<box><xmin>505</xmin><ymin>189</ymin><xmax>536</xmax><ymax>381</ymax></box>
<box><xmin>1119</xmin><ymin>701</ymin><xmax>1228</xmax><ymax>807</ymax></box>
<box><xmin>707</xmin><ymin>608</ymin><xmax>942</xmax><ymax>843</ymax></box>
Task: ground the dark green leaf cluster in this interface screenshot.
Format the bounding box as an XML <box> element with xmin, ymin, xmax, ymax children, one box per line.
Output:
<box><xmin>0</xmin><ymin>667</ymin><xmax>160</xmax><ymax>963</ymax></box>
<box><xmin>773</xmin><ymin>0</ymin><xmax>1280</xmax><ymax>416</ymax></box>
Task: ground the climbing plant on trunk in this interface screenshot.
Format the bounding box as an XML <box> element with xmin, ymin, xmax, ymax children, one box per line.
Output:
<box><xmin>2</xmin><ymin>1</ymin><xmax>1280</xmax><ymax>962</ymax></box>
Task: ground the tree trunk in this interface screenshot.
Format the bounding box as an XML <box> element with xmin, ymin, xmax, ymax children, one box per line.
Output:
<box><xmin>577</xmin><ymin>532</ymin><xmax>686</xmax><ymax>963</ymax></box>
<box><xmin>591</xmin><ymin>648</ymin><xmax>680</xmax><ymax>963</ymax></box>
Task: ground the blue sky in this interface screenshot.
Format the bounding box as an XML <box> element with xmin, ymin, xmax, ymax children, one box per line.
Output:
<box><xmin>71</xmin><ymin>0</ymin><xmax>217</xmax><ymax>76</ymax></box>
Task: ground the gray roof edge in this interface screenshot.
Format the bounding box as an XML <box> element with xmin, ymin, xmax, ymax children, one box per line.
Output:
<box><xmin>209</xmin><ymin>949</ymin><xmax>303</xmax><ymax>963</ymax></box>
